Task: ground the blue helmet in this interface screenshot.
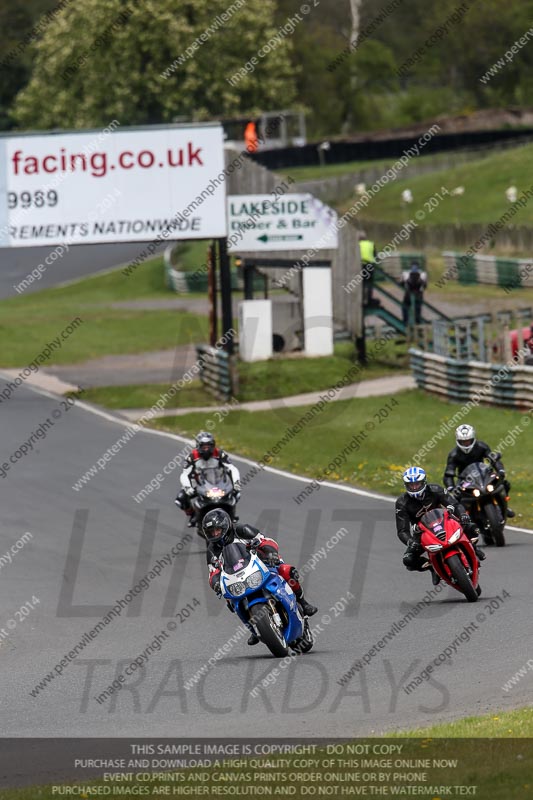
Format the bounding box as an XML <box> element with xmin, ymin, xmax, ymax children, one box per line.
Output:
<box><xmin>403</xmin><ymin>466</ymin><xmax>427</xmax><ymax>498</ymax></box>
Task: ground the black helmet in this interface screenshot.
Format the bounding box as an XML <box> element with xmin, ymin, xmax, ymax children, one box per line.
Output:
<box><xmin>196</xmin><ymin>431</ymin><xmax>215</xmax><ymax>460</ymax></box>
<box><xmin>202</xmin><ymin>509</ymin><xmax>233</xmax><ymax>545</ymax></box>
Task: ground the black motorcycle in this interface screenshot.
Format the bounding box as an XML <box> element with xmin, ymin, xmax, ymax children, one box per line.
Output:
<box><xmin>454</xmin><ymin>462</ymin><xmax>506</xmax><ymax>547</ymax></box>
<box><xmin>190</xmin><ymin>466</ymin><xmax>240</xmax><ymax>539</ymax></box>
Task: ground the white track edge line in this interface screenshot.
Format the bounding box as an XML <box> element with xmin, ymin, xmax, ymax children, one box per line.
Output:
<box><xmin>5</xmin><ymin>372</ymin><xmax>532</xmax><ymax>536</ymax></box>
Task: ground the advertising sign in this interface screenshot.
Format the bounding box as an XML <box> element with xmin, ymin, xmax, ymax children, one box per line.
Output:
<box><xmin>0</xmin><ymin>123</ymin><xmax>226</xmax><ymax>247</ymax></box>
<box><xmin>227</xmin><ymin>193</ymin><xmax>338</xmax><ymax>252</ymax></box>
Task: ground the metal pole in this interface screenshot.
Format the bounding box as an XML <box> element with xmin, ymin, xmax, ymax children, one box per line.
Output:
<box><xmin>357</xmin><ymin>278</ymin><xmax>367</xmax><ymax>365</ymax></box>
<box><xmin>207</xmin><ymin>242</ymin><xmax>217</xmax><ymax>347</ymax></box>
<box><xmin>218</xmin><ymin>237</ymin><xmax>234</xmax><ymax>354</ymax></box>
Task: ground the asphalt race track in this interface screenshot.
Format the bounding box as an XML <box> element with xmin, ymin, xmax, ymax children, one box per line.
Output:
<box><xmin>1</xmin><ymin>375</ymin><xmax>532</xmax><ymax>742</ymax></box>
<box><xmin>0</xmin><ymin>242</ymin><xmax>166</xmax><ymax>299</ymax></box>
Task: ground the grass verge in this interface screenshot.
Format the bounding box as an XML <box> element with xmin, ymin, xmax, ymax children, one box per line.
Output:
<box><xmin>72</xmin><ymin>339</ymin><xmax>408</xmax><ymax>408</ymax></box>
<box><xmin>1</xmin><ymin>708</ymin><xmax>532</xmax><ymax>799</ymax></box>
<box><xmin>151</xmin><ymin>389</ymin><xmax>533</xmax><ymax>528</ymax></box>
<box><xmin>0</xmin><ymin>258</ymin><xmax>209</xmax><ymax>367</ymax></box>
<box><xmin>340</xmin><ymin>141</ymin><xmax>533</xmax><ymax>226</ymax></box>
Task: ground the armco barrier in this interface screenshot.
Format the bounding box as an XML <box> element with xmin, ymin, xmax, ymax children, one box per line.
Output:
<box><xmin>410</xmin><ymin>348</ymin><xmax>533</xmax><ymax>410</ymax></box>
<box><xmin>442</xmin><ymin>252</ymin><xmax>533</xmax><ymax>288</ymax></box>
<box><xmin>379</xmin><ymin>252</ymin><xmax>426</xmax><ymax>280</ymax></box>
<box><xmin>196</xmin><ymin>345</ymin><xmax>232</xmax><ymax>400</ymax></box>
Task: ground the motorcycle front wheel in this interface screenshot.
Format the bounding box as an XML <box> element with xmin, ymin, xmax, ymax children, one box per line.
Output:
<box><xmin>250</xmin><ymin>605</ymin><xmax>289</xmax><ymax>657</ymax></box>
<box><xmin>485</xmin><ymin>502</ymin><xmax>505</xmax><ymax>547</ymax></box>
<box><xmin>446</xmin><ymin>554</ymin><xmax>478</xmax><ymax>602</ymax></box>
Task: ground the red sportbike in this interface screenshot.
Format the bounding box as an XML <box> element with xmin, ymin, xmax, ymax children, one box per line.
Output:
<box><xmin>418</xmin><ymin>509</ymin><xmax>481</xmax><ymax>602</ymax></box>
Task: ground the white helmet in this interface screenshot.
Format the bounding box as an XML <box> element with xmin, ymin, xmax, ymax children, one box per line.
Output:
<box><xmin>455</xmin><ymin>424</ymin><xmax>476</xmax><ymax>454</ymax></box>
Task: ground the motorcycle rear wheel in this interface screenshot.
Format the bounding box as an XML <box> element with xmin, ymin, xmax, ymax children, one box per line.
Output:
<box><xmin>485</xmin><ymin>502</ymin><xmax>505</xmax><ymax>547</ymax></box>
<box><xmin>250</xmin><ymin>605</ymin><xmax>289</xmax><ymax>657</ymax></box>
<box><xmin>446</xmin><ymin>554</ymin><xmax>478</xmax><ymax>602</ymax></box>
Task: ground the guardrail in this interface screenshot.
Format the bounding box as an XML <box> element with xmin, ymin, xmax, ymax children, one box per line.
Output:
<box><xmin>379</xmin><ymin>252</ymin><xmax>426</xmax><ymax>280</ymax></box>
<box><xmin>196</xmin><ymin>345</ymin><xmax>233</xmax><ymax>400</ymax></box>
<box><xmin>442</xmin><ymin>252</ymin><xmax>533</xmax><ymax>289</ymax></box>
<box><xmin>410</xmin><ymin>348</ymin><xmax>533</xmax><ymax>410</ymax></box>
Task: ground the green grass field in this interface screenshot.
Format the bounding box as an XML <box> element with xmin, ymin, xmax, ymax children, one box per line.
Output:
<box><xmin>151</xmin><ymin>389</ymin><xmax>533</xmax><ymax>528</ymax></box>
<box><xmin>73</xmin><ymin>339</ymin><xmax>408</xmax><ymax>408</ymax></box>
<box><xmin>0</xmin><ymin>258</ymin><xmax>209</xmax><ymax>367</ymax></box>
<box><xmin>340</xmin><ymin>141</ymin><xmax>533</xmax><ymax>226</ymax></box>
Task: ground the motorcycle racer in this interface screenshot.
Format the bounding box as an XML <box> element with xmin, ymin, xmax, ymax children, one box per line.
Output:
<box><xmin>175</xmin><ymin>432</ymin><xmax>241</xmax><ymax>526</ymax></box>
<box><xmin>396</xmin><ymin>467</ymin><xmax>485</xmax><ymax>579</ymax></box>
<box><xmin>443</xmin><ymin>424</ymin><xmax>514</xmax><ymax>518</ymax></box>
<box><xmin>202</xmin><ymin>509</ymin><xmax>318</xmax><ymax>645</ymax></box>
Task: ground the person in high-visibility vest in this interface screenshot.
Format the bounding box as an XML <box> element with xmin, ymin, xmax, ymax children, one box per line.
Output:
<box><xmin>359</xmin><ymin>232</ymin><xmax>377</xmax><ymax>306</ymax></box>
<box><xmin>244</xmin><ymin>120</ymin><xmax>258</xmax><ymax>153</ymax></box>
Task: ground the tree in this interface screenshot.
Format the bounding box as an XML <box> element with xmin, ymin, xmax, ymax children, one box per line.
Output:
<box><xmin>12</xmin><ymin>0</ymin><xmax>297</xmax><ymax>129</ymax></box>
<box><xmin>0</xmin><ymin>0</ymin><xmax>57</xmax><ymax>129</ymax></box>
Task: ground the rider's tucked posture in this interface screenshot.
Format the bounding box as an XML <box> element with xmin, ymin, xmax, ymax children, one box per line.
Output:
<box><xmin>443</xmin><ymin>424</ymin><xmax>514</xmax><ymax>518</ymax></box>
<box><xmin>202</xmin><ymin>509</ymin><xmax>317</xmax><ymax>645</ymax></box>
<box><xmin>175</xmin><ymin>432</ymin><xmax>240</xmax><ymax>525</ymax></box>
<box><xmin>396</xmin><ymin>467</ymin><xmax>485</xmax><ymax>582</ymax></box>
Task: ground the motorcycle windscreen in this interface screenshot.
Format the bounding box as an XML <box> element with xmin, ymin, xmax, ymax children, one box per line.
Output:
<box><xmin>459</xmin><ymin>462</ymin><xmax>491</xmax><ymax>487</ymax></box>
<box><xmin>222</xmin><ymin>542</ymin><xmax>251</xmax><ymax>574</ymax></box>
<box><xmin>419</xmin><ymin>508</ymin><xmax>445</xmax><ymax>531</ymax></box>
<box><xmin>196</xmin><ymin>466</ymin><xmax>233</xmax><ymax>490</ymax></box>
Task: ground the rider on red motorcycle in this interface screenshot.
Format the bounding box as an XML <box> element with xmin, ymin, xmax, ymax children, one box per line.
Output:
<box><xmin>396</xmin><ymin>467</ymin><xmax>485</xmax><ymax>580</ymax></box>
<box><xmin>202</xmin><ymin>509</ymin><xmax>318</xmax><ymax>645</ymax></box>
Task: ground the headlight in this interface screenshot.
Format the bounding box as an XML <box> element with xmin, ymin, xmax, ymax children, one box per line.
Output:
<box><xmin>473</xmin><ymin>489</ymin><xmax>480</xmax><ymax>497</ymax></box>
<box><xmin>487</xmin><ymin>484</ymin><xmax>494</xmax><ymax>492</ymax></box>
<box><xmin>426</xmin><ymin>544</ymin><xmax>443</xmax><ymax>551</ymax></box>
<box><xmin>246</xmin><ymin>570</ymin><xmax>263</xmax><ymax>589</ymax></box>
<box><xmin>449</xmin><ymin>530</ymin><xmax>461</xmax><ymax>543</ymax></box>
<box><xmin>229</xmin><ymin>581</ymin><xmax>245</xmax><ymax>596</ymax></box>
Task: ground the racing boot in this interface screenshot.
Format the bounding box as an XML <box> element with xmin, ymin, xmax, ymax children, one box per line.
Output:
<box><xmin>277</xmin><ymin>564</ymin><xmax>318</xmax><ymax>616</ymax></box>
<box><xmin>506</xmin><ymin>507</ymin><xmax>515</xmax><ymax>518</ymax></box>
<box><xmin>403</xmin><ymin>539</ymin><xmax>424</xmax><ymax>571</ymax></box>
<box><xmin>297</xmin><ymin>592</ymin><xmax>318</xmax><ymax>617</ymax></box>
<box><xmin>468</xmin><ymin>530</ymin><xmax>486</xmax><ymax>561</ymax></box>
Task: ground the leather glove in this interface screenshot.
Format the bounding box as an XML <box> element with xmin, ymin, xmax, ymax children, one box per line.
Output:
<box><xmin>446</xmin><ymin>504</ymin><xmax>459</xmax><ymax>519</ymax></box>
<box><xmin>185</xmin><ymin>487</ymin><xmax>195</xmax><ymax>496</ymax></box>
<box><xmin>233</xmin><ymin>481</ymin><xmax>241</xmax><ymax>492</ymax></box>
<box><xmin>498</xmin><ymin>469</ymin><xmax>506</xmax><ymax>478</ymax></box>
<box><xmin>460</xmin><ymin>513</ymin><xmax>471</xmax><ymax>527</ymax></box>
<box><xmin>248</xmin><ymin>536</ymin><xmax>262</xmax><ymax>550</ymax></box>
<box><xmin>212</xmin><ymin>579</ymin><xmax>222</xmax><ymax>597</ymax></box>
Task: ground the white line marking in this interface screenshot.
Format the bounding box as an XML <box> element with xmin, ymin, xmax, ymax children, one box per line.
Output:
<box><xmin>4</xmin><ymin>371</ymin><xmax>532</xmax><ymax>536</ymax></box>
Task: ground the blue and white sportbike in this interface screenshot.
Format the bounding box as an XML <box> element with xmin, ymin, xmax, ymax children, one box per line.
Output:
<box><xmin>220</xmin><ymin>540</ymin><xmax>314</xmax><ymax>657</ymax></box>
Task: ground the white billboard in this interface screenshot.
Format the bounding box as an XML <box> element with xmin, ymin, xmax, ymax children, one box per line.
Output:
<box><xmin>227</xmin><ymin>193</ymin><xmax>338</xmax><ymax>252</ymax></box>
<box><xmin>0</xmin><ymin>123</ymin><xmax>227</xmax><ymax>247</ymax></box>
